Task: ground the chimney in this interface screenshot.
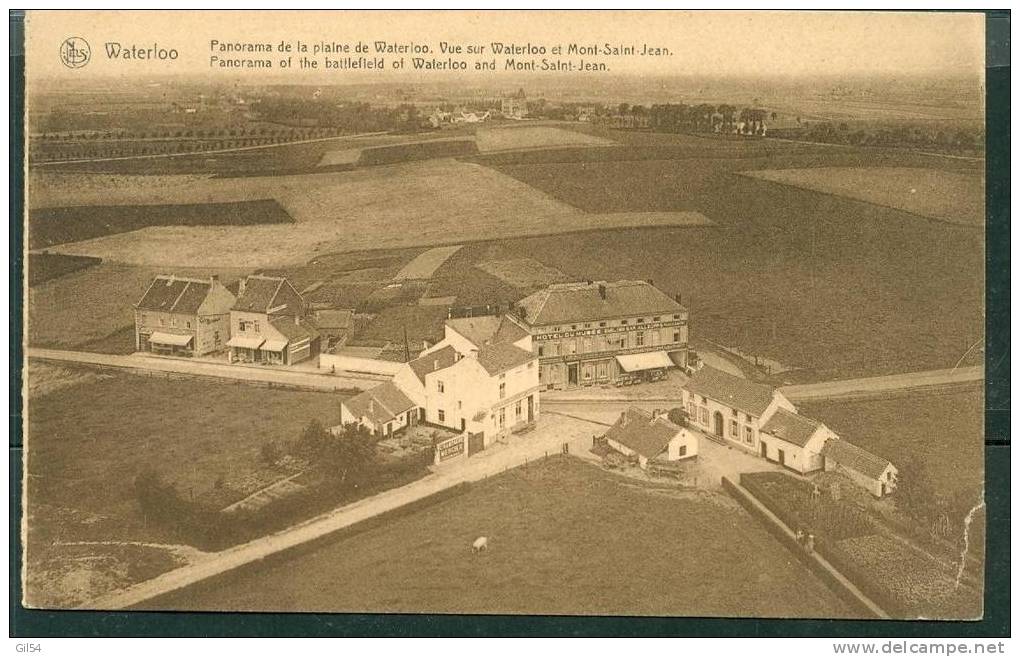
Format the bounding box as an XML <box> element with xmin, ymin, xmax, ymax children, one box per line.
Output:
<box><xmin>647</xmin><ymin>278</ymin><xmax>654</xmax><ymax>286</ymax></box>
<box><xmin>598</xmin><ymin>284</ymin><xmax>607</xmax><ymax>300</ymax></box>
<box><xmin>620</xmin><ymin>411</ymin><xmax>627</xmax><ymax>426</ymax></box>
<box><xmin>674</xmin><ymin>292</ymin><xmax>682</xmax><ymax>305</ymax></box>
<box><xmin>433</xmin><ymin>359</ymin><xmax>439</xmax><ymax>371</ymax></box>
<box><xmin>238</xmin><ymin>277</ymin><xmax>247</xmax><ymax>296</ymax></box>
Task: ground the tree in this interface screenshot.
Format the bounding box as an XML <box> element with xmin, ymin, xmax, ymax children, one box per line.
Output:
<box><xmin>323</xmin><ymin>423</ymin><xmax>377</xmax><ymax>485</ymax></box>
<box><xmin>667</xmin><ymin>407</ymin><xmax>688</xmax><ymax>427</ymax></box>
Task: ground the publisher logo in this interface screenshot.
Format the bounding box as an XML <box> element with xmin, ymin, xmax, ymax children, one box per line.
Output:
<box><xmin>59</xmin><ymin>37</ymin><xmax>91</xmax><ymax>68</ymax></box>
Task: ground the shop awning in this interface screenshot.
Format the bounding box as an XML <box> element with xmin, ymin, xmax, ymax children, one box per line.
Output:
<box><xmin>227</xmin><ymin>335</ymin><xmax>265</xmax><ymax>350</ymax></box>
<box><xmin>149</xmin><ymin>331</ymin><xmax>193</xmax><ymax>347</ymax></box>
<box><xmin>261</xmin><ymin>338</ymin><xmax>289</xmax><ymax>352</ymax></box>
<box><xmin>615</xmin><ymin>351</ymin><xmax>674</xmax><ymax>373</ymax></box>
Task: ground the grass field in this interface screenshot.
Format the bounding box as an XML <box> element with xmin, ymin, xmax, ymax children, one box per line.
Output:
<box><xmin>23</xmin><ymin>366</ymin><xmax>348</xmax><ymax>607</ymax></box>
<box><xmin>27</xmin><ymin>253</ymin><xmax>102</xmax><ymax>286</ymax></box>
<box><xmin>741</xmin><ymin>167</ymin><xmax>984</xmax><ymax>226</ymax></box>
<box><xmin>29</xmin><ymin>199</ymin><xmax>293</xmax><ymax>249</ymax></box>
<box><xmin>150</xmin><ymin>457</ymin><xmax>853</xmax><ymax>617</ymax></box>
<box><xmin>475</xmin><ymin>126</ymin><xmax>616</xmax><ymax>152</ymax></box>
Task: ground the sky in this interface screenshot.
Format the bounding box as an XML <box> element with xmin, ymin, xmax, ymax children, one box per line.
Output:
<box><xmin>25</xmin><ymin>10</ymin><xmax>985</xmax><ymax>84</ymax></box>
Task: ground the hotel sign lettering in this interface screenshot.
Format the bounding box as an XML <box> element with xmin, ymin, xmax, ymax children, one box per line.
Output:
<box><xmin>536</xmin><ymin>320</ymin><xmax>685</xmax><ymax>341</ymax></box>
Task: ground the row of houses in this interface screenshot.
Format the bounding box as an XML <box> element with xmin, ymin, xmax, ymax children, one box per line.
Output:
<box><xmin>682</xmin><ymin>365</ymin><xmax>898</xmax><ymax>497</ymax></box>
<box><xmin>134</xmin><ymin>274</ymin><xmax>323</xmax><ymax>365</ymax></box>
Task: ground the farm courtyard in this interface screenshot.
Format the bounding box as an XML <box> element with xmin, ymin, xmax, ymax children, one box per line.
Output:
<box><xmin>148</xmin><ymin>456</ymin><xmax>855</xmax><ymax>617</ymax></box>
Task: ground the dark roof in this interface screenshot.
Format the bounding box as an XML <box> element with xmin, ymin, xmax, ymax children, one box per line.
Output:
<box><xmin>516</xmin><ymin>280</ymin><xmax>684</xmax><ymax>326</ymax></box>
<box><xmin>604</xmin><ymin>407</ymin><xmax>683</xmax><ymax>460</ymax></box>
<box><xmin>475</xmin><ymin>343</ymin><xmax>535</xmax><ymax>375</ymax></box>
<box><xmin>446</xmin><ymin>315</ymin><xmax>531</xmax><ymax>347</ymax></box>
<box><xmin>378</xmin><ymin>340</ymin><xmax>430</xmax><ymax>363</ymax></box>
<box><xmin>233</xmin><ymin>275</ymin><xmax>285</xmax><ymax>313</ymax></box>
<box><xmin>344</xmin><ymin>382</ymin><xmax>416</xmax><ymax>426</ymax></box>
<box><xmin>269</xmin><ymin>316</ymin><xmax>318</xmax><ymax>342</ymax></box>
<box><xmin>821</xmin><ymin>440</ymin><xmax>893</xmax><ymax>480</ymax></box>
<box><xmin>136</xmin><ymin>276</ymin><xmax>212</xmax><ymax>315</ymax></box>
<box><xmin>313</xmin><ymin>309</ymin><xmax>353</xmax><ymax>330</ymax></box>
<box><xmin>761</xmin><ymin>408</ymin><xmax>823</xmax><ymax>448</ymax></box>
<box><xmin>684</xmin><ymin>366</ymin><xmax>777</xmax><ymax>417</ymax></box>
<box><xmin>408</xmin><ymin>345</ymin><xmax>459</xmax><ymax>384</ymax></box>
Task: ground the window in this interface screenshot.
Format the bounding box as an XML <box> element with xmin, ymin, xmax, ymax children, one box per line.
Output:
<box><xmin>159</xmin><ymin>318</ymin><xmax>166</xmax><ymax>326</ymax></box>
<box><xmin>458</xmin><ymin>400</ymin><xmax>462</xmax><ymax>409</ymax></box>
<box><xmin>571</xmin><ymin>325</ymin><xmax>577</xmax><ymax>330</ymax></box>
<box><xmin>673</xmin><ymin>314</ymin><xmax>681</xmax><ymax>319</ymax></box>
<box><xmin>498</xmin><ymin>408</ymin><xmax>506</xmax><ymax>428</ymax></box>
<box><xmin>599</xmin><ymin>321</ymin><xmax>606</xmax><ymax>327</ymax></box>
<box><xmin>745</xmin><ymin>413</ymin><xmax>753</xmax><ymax>422</ymax></box>
<box><xmin>730</xmin><ymin>420</ymin><xmax>738</xmax><ymax>437</ymax></box>
<box><xmin>438</xmin><ymin>410</ymin><xmax>445</xmax><ymax>423</ymax></box>
<box><xmin>499</xmin><ymin>382</ymin><xmax>506</xmax><ymax>399</ymax></box>
<box><xmin>699</xmin><ymin>407</ymin><xmax>708</xmax><ymax>424</ymax></box>
<box><xmin>568</xmin><ymin>340</ymin><xmax>577</xmax><ymax>355</ymax></box>
<box><xmin>687</xmin><ymin>402</ymin><xmax>696</xmax><ymax>419</ymax></box>
<box><xmin>678</xmin><ymin>445</ymin><xmax>687</xmax><ymax>457</ymax></box>
<box><xmin>701</xmin><ymin>396</ymin><xmax>708</xmax><ymax>404</ymax></box>
<box><xmin>731</xmin><ymin>409</ymin><xmax>737</xmax><ymax>416</ymax></box>
<box><xmin>582</xmin><ymin>338</ymin><xmax>592</xmax><ymax>353</ymax></box>
<box><xmin>653</xmin><ymin>316</ymin><xmax>660</xmax><ymax>322</ymax></box>
<box><xmin>537</xmin><ymin>345</ymin><xmax>545</xmax><ymax>357</ymax></box>
<box><xmin>186</xmin><ymin>320</ymin><xmax>192</xmax><ymax>329</ymax></box>
<box><xmin>213</xmin><ymin>330</ymin><xmax>221</xmax><ymax>345</ymax></box>
<box><xmin>744</xmin><ymin>426</ymin><xmax>753</xmax><ymax>444</ymax></box>
<box><xmin>385</xmin><ymin>423</ymin><xmax>392</xmax><ymax>435</ymax></box>
<box><xmin>597</xmin><ymin>361</ymin><xmax>608</xmax><ymax>379</ymax></box>
<box><xmin>437</xmin><ymin>380</ymin><xmax>445</xmax><ymax>393</ymax></box>
<box><xmin>673</xmin><ymin>331</ymin><xmax>681</xmax><ymax>343</ymax></box>
<box><xmin>621</xmin><ymin>319</ymin><xmax>628</xmax><ymax>325</ymax></box>
<box><xmin>515</xmin><ymin>400</ymin><xmax>522</xmax><ymax>418</ymax></box>
<box><xmin>636</xmin><ymin>331</ymin><xmax>645</xmax><ymax>347</ymax></box>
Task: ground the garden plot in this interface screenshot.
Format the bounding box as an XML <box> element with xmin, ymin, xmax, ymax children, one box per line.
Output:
<box><xmin>740</xmin><ymin>167</ymin><xmax>984</xmax><ymax>227</ymax></box>
<box><xmin>316</xmin><ymin>149</ymin><xmax>362</xmax><ymax>167</ymax></box>
<box><xmin>476</xmin><ymin>257</ymin><xmax>569</xmax><ymax>288</ymax></box>
<box><xmin>475</xmin><ymin>126</ymin><xmax>616</xmax><ymax>152</ymax></box>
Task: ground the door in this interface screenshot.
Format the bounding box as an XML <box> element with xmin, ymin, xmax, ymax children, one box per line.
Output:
<box><xmin>778</xmin><ymin>449</ymin><xmax>785</xmax><ymax>466</ymax></box>
<box><xmin>713</xmin><ymin>411</ymin><xmax>724</xmax><ymax>437</ymax></box>
<box><xmin>568</xmin><ymin>363</ymin><xmax>579</xmax><ymax>386</ymax></box>
<box><xmin>527</xmin><ymin>395</ymin><xmax>534</xmax><ymax>422</ymax></box>
<box><xmin>760</xmin><ymin>442</ymin><xmax>768</xmax><ymax>459</ymax></box>
<box><xmin>460</xmin><ymin>418</ymin><xmax>466</xmax><ymax>432</ymax></box>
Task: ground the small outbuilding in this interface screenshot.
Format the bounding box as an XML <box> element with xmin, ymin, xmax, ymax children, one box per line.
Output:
<box><xmin>821</xmin><ymin>439</ymin><xmax>898</xmax><ymax>498</ymax></box>
<box><xmin>759</xmin><ymin>408</ymin><xmax>836</xmax><ymax>474</ymax></box>
<box><xmin>339</xmin><ymin>381</ymin><xmax>418</xmax><ymax>438</ymax></box>
<box><xmin>603</xmin><ymin>407</ymin><xmax>698</xmax><ymax>469</ymax></box>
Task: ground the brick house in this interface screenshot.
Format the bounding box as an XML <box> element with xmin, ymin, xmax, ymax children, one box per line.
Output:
<box><xmin>134</xmin><ymin>275</ymin><xmax>236</xmax><ymax>356</ymax></box>
<box><xmin>227</xmin><ymin>275</ymin><xmax>320</xmax><ymax>365</ymax></box>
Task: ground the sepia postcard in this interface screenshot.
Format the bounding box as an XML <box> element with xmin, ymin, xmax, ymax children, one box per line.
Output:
<box><xmin>19</xmin><ymin>9</ymin><xmax>989</xmax><ymax>621</ymax></box>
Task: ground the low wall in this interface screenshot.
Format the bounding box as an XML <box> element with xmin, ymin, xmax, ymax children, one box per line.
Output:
<box><xmin>318</xmin><ymin>354</ymin><xmax>402</xmax><ymax>377</ymax></box>
<box><xmin>721</xmin><ymin>476</ymin><xmax>889</xmax><ymax>619</ymax></box>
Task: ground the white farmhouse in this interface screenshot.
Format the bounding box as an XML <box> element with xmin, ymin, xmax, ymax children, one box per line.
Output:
<box><xmin>682</xmin><ymin>365</ymin><xmax>795</xmax><ymax>457</ymax></box>
<box><xmin>822</xmin><ymin>439</ymin><xmax>899</xmax><ymax>498</ymax></box>
<box><xmin>759</xmin><ymin>408</ymin><xmax>838</xmax><ymax>474</ymax></box>
<box><xmin>390</xmin><ymin>315</ymin><xmax>540</xmax><ymax>450</ymax></box>
<box><xmin>603</xmin><ymin>407</ymin><xmax>698</xmax><ymax>469</ymax></box>
<box><xmin>339</xmin><ymin>381</ymin><xmax>418</xmax><ymax>438</ymax></box>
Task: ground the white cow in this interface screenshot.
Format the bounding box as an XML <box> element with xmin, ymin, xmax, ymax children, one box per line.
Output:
<box><xmin>472</xmin><ymin>536</ymin><xmax>488</xmax><ymax>553</ymax></box>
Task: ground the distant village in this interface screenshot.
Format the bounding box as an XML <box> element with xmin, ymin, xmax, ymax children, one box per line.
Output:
<box><xmin>133</xmin><ymin>272</ymin><xmax>896</xmax><ymax>499</ymax></box>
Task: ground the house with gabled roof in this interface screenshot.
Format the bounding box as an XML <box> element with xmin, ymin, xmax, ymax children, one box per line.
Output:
<box><xmin>389</xmin><ymin>317</ymin><xmax>540</xmax><ymax>449</ymax></box>
<box><xmin>339</xmin><ymin>381</ymin><xmax>418</xmax><ymax>438</ymax></box>
<box><xmin>822</xmin><ymin>439</ymin><xmax>898</xmax><ymax>498</ymax></box>
<box><xmin>759</xmin><ymin>408</ymin><xmax>837</xmax><ymax>473</ymax></box>
<box><xmin>227</xmin><ymin>274</ymin><xmax>319</xmax><ymax>366</ymax></box>
<box><xmin>603</xmin><ymin>407</ymin><xmax>698</xmax><ymax>469</ymax></box>
<box><xmin>134</xmin><ymin>274</ymin><xmax>236</xmax><ymax>356</ymax></box>
<box><xmin>682</xmin><ymin>365</ymin><xmax>796</xmax><ymax>456</ymax></box>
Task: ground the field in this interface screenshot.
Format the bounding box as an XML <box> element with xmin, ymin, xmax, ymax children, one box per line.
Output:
<box><xmin>29</xmin><ymin>199</ymin><xmax>293</xmax><ymax>249</ymax></box>
<box><xmin>475</xmin><ymin>125</ymin><xmax>616</xmax><ymax>152</ymax></box>
<box><xmin>40</xmin><ymin>159</ymin><xmax>712</xmax><ymax>269</ymax></box>
<box><xmin>741</xmin><ymin>167</ymin><xmax>985</xmax><ymax>226</ymax></box>
<box><xmin>393</xmin><ymin>245</ymin><xmax>464</xmax><ymax>280</ymax></box>
<box><xmin>149</xmin><ymin>457</ymin><xmax>853</xmax><ymax>617</ymax></box>
<box><xmin>23</xmin><ymin>366</ymin><xmax>347</xmax><ymax>606</ymax></box>
<box><xmin>27</xmin><ymin>253</ymin><xmax>101</xmax><ymax>286</ymax></box>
